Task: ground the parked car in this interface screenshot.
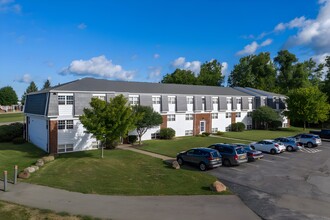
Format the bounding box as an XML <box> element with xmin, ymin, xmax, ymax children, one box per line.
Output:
<box><xmin>250</xmin><ymin>140</ymin><xmax>286</xmax><ymax>154</ymax></box>
<box><xmin>233</xmin><ymin>143</ymin><xmax>264</xmax><ymax>161</ymax></box>
<box><xmin>176</xmin><ymin>147</ymin><xmax>222</xmax><ymax>171</ymax></box>
<box><xmin>310</xmin><ymin>129</ymin><xmax>330</xmax><ymax>140</ymax></box>
<box><xmin>291</xmin><ymin>134</ymin><xmax>322</xmax><ymax>148</ymax></box>
<box><xmin>274</xmin><ymin>137</ymin><xmax>302</xmax><ymax>152</ymax></box>
<box><xmin>208</xmin><ymin>143</ymin><xmax>248</xmax><ymax>166</ymax></box>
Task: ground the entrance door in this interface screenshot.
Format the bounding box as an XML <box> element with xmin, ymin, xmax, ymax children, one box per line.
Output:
<box><xmin>200</xmin><ymin>121</ymin><xmax>206</xmax><ymax>133</ymax></box>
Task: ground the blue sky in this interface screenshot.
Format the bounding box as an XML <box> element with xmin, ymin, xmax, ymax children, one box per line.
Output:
<box><xmin>1</xmin><ymin>0</ymin><xmax>330</xmax><ymax>98</ymax></box>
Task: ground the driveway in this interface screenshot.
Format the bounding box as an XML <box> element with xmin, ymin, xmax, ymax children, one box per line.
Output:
<box><xmin>210</xmin><ymin>142</ymin><xmax>330</xmax><ymax>219</ymax></box>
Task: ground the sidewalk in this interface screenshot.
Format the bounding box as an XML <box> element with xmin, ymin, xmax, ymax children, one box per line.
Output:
<box><xmin>117</xmin><ymin>144</ymin><xmax>174</xmax><ymax>161</ymax></box>
<box><xmin>209</xmin><ymin>134</ymin><xmax>253</xmax><ymax>143</ymax></box>
<box><xmin>0</xmin><ymin>181</ymin><xmax>260</xmax><ymax>220</ymax></box>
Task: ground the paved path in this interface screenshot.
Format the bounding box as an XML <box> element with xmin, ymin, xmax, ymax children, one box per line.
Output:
<box><xmin>210</xmin><ymin>135</ymin><xmax>253</xmax><ymax>143</ymax></box>
<box><xmin>117</xmin><ymin>144</ymin><xmax>175</xmax><ymax>161</ymax></box>
<box><xmin>0</xmin><ymin>181</ymin><xmax>260</xmax><ymax>220</ymax></box>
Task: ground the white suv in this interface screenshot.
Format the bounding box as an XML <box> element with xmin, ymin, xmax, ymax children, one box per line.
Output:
<box><xmin>292</xmin><ymin>134</ymin><xmax>322</xmax><ymax>148</ymax></box>
<box><xmin>250</xmin><ymin>140</ymin><xmax>286</xmax><ymax>154</ymax></box>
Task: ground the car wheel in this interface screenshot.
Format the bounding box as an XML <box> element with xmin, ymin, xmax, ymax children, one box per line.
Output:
<box><xmin>287</xmin><ymin>146</ymin><xmax>293</xmax><ymax>152</ymax></box>
<box><xmin>270</xmin><ymin>149</ymin><xmax>276</xmax><ymax>155</ymax></box>
<box><xmin>307</xmin><ymin>142</ymin><xmax>313</xmax><ymax>148</ymax></box>
<box><xmin>223</xmin><ymin>159</ymin><xmax>231</xmax><ymax>167</ymax></box>
<box><xmin>199</xmin><ymin>162</ymin><xmax>207</xmax><ymax>171</ymax></box>
<box><xmin>177</xmin><ymin>157</ymin><xmax>184</xmax><ymax>166</ymax></box>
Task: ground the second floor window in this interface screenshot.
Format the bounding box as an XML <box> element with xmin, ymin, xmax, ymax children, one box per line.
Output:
<box><xmin>58</xmin><ymin>120</ymin><xmax>74</xmax><ymax>130</ymax></box>
<box><xmin>58</xmin><ymin>95</ymin><xmax>74</xmax><ymax>105</ymax></box>
<box><xmin>129</xmin><ymin>96</ymin><xmax>139</xmax><ymax>105</ymax></box>
<box><xmin>168</xmin><ymin>114</ymin><xmax>176</xmax><ymax>121</ymax></box>
<box><xmin>212</xmin><ymin>113</ymin><xmax>218</xmax><ymax>119</ymax></box>
<box><xmin>247</xmin><ymin>112</ymin><xmax>252</xmax><ymax>117</ymax></box>
<box><xmin>168</xmin><ymin>97</ymin><xmax>176</xmax><ymax>104</ymax></box>
<box><xmin>185</xmin><ymin>114</ymin><xmax>193</xmax><ymax>120</ymax></box>
<box><xmin>227</xmin><ymin>98</ymin><xmax>232</xmax><ymax>104</ymax></box>
<box><xmin>187</xmin><ymin>97</ymin><xmax>193</xmax><ymax>104</ymax></box>
<box><xmin>237</xmin><ymin>98</ymin><xmax>242</xmax><ymax>104</ymax></box>
<box><xmin>236</xmin><ymin>112</ymin><xmax>241</xmax><ymax>118</ymax></box>
<box><xmin>212</xmin><ymin>97</ymin><xmax>218</xmax><ymax>104</ymax></box>
<box><xmin>226</xmin><ymin>113</ymin><xmax>231</xmax><ymax>118</ymax></box>
<box><xmin>152</xmin><ymin>96</ymin><xmax>161</xmax><ymax>104</ymax></box>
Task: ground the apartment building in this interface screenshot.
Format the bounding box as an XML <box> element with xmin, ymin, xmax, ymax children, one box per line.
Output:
<box><xmin>24</xmin><ymin>78</ymin><xmax>287</xmax><ymax>154</ymax></box>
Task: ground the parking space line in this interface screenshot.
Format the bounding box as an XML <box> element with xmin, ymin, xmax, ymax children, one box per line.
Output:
<box><xmin>260</xmin><ymin>158</ymin><xmax>274</xmax><ymax>163</ymax></box>
<box><xmin>229</xmin><ymin>167</ymin><xmax>244</xmax><ymax>172</ymax></box>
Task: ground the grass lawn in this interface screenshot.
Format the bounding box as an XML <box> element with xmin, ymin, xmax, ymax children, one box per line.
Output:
<box><xmin>0</xmin><ymin>200</ymin><xmax>100</xmax><ymax>220</ymax></box>
<box><xmin>139</xmin><ymin>136</ymin><xmax>250</xmax><ymax>158</ymax></box>
<box><xmin>0</xmin><ymin>142</ymin><xmax>46</xmax><ymax>178</ymax></box>
<box><xmin>0</xmin><ymin>112</ymin><xmax>24</xmax><ymax>123</ymax></box>
<box><xmin>26</xmin><ymin>149</ymin><xmax>224</xmax><ymax>195</ymax></box>
<box><xmin>221</xmin><ymin>127</ymin><xmax>312</xmax><ymax>141</ymax></box>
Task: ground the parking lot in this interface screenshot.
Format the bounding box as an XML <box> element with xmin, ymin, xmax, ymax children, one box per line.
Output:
<box><xmin>209</xmin><ymin>141</ymin><xmax>330</xmax><ymax>220</ymax></box>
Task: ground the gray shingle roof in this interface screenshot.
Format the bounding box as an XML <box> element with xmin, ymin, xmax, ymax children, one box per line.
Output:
<box><xmin>45</xmin><ymin>78</ymin><xmax>253</xmax><ymax>96</ymax></box>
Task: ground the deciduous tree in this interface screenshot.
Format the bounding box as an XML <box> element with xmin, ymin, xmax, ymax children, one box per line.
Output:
<box><xmin>197</xmin><ymin>59</ymin><xmax>224</xmax><ymax>86</ymax></box>
<box><xmin>0</xmin><ymin>86</ymin><xmax>18</xmax><ymax>105</ymax></box>
<box><xmin>161</xmin><ymin>69</ymin><xmax>197</xmax><ymax>85</ymax></box>
<box><xmin>252</xmin><ymin>106</ymin><xmax>281</xmax><ymax>130</ymax></box>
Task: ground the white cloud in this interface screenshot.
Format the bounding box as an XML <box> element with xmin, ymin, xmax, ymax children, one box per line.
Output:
<box><xmin>153</xmin><ymin>53</ymin><xmax>160</xmax><ymax>59</ymax></box>
<box><xmin>0</xmin><ymin>0</ymin><xmax>21</xmax><ymax>13</ymax></box>
<box><xmin>172</xmin><ymin>57</ymin><xmax>202</xmax><ymax>74</ymax></box>
<box><xmin>17</xmin><ymin>74</ymin><xmax>31</xmax><ymax>83</ymax></box>
<box><xmin>78</xmin><ymin>23</ymin><xmax>87</xmax><ymax>30</ymax></box>
<box><xmin>60</xmin><ymin>55</ymin><xmax>134</xmax><ymax>80</ymax></box>
<box><xmin>221</xmin><ymin>62</ymin><xmax>228</xmax><ymax>74</ymax></box>
<box><xmin>148</xmin><ymin>66</ymin><xmax>162</xmax><ymax>79</ymax></box>
<box><xmin>313</xmin><ymin>53</ymin><xmax>330</xmax><ymax>64</ymax></box>
<box><xmin>274</xmin><ymin>16</ymin><xmax>308</xmax><ymax>32</ymax></box>
<box><xmin>236</xmin><ymin>39</ymin><xmax>273</xmax><ymax>56</ymax></box>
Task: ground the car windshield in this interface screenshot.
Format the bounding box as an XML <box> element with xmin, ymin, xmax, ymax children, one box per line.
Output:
<box><xmin>244</xmin><ymin>146</ymin><xmax>253</xmax><ymax>151</ymax></box>
<box><xmin>235</xmin><ymin>147</ymin><xmax>245</xmax><ymax>154</ymax></box>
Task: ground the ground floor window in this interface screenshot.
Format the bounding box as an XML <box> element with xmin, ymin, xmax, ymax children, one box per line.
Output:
<box><xmin>58</xmin><ymin>144</ymin><xmax>74</xmax><ymax>153</ymax></box>
<box><xmin>151</xmin><ymin>133</ymin><xmax>160</xmax><ymax>139</ymax></box>
<box><xmin>212</xmin><ymin>128</ymin><xmax>218</xmax><ymax>133</ymax></box>
<box><xmin>225</xmin><ymin>126</ymin><xmax>231</xmax><ymax>131</ymax></box>
<box><xmin>185</xmin><ymin>130</ymin><xmax>193</xmax><ymax>136</ymax></box>
<box><xmin>226</xmin><ymin>113</ymin><xmax>231</xmax><ymax>118</ymax></box>
<box><xmin>247</xmin><ymin>125</ymin><xmax>252</xmax><ymax>130</ymax></box>
<box><xmin>92</xmin><ymin>141</ymin><xmax>99</xmax><ymax>148</ymax></box>
<box><xmin>236</xmin><ymin>112</ymin><xmax>241</xmax><ymax>118</ymax></box>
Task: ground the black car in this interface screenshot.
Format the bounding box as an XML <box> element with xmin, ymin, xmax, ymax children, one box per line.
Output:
<box><xmin>234</xmin><ymin>143</ymin><xmax>264</xmax><ymax>162</ymax></box>
<box><xmin>176</xmin><ymin>147</ymin><xmax>222</xmax><ymax>171</ymax></box>
<box><xmin>208</xmin><ymin>143</ymin><xmax>248</xmax><ymax>166</ymax></box>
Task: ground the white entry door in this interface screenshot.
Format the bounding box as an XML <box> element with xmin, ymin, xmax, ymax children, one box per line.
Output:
<box><xmin>200</xmin><ymin>121</ymin><xmax>206</xmax><ymax>133</ymax></box>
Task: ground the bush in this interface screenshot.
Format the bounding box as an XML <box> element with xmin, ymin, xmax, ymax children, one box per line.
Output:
<box><xmin>202</xmin><ymin>132</ymin><xmax>211</xmax><ymax>136</ymax></box>
<box><xmin>159</xmin><ymin>128</ymin><xmax>175</xmax><ymax>139</ymax></box>
<box><xmin>0</xmin><ymin>122</ymin><xmax>23</xmax><ymax>142</ymax></box>
<box><xmin>128</xmin><ymin>135</ymin><xmax>138</xmax><ymax>144</ymax></box>
<box><xmin>269</xmin><ymin>120</ymin><xmax>282</xmax><ymax>130</ymax></box>
<box><xmin>12</xmin><ymin>137</ymin><xmax>25</xmax><ymax>144</ymax></box>
<box><xmin>231</xmin><ymin>122</ymin><xmax>245</xmax><ymax>132</ymax></box>
<box><xmin>215</xmin><ymin>131</ymin><xmax>224</xmax><ymax>136</ymax></box>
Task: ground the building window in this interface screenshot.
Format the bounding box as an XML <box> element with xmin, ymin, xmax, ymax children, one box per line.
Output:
<box><xmin>129</xmin><ymin>96</ymin><xmax>139</xmax><ymax>105</ymax></box>
<box><xmin>247</xmin><ymin>125</ymin><xmax>252</xmax><ymax>130</ymax></box>
<box><xmin>93</xmin><ymin>95</ymin><xmax>105</xmax><ymax>101</ymax></box>
<box><xmin>225</xmin><ymin>126</ymin><xmax>231</xmax><ymax>131</ymax></box>
<box><xmin>58</xmin><ymin>96</ymin><xmax>66</xmax><ymax>105</ymax></box>
<box><xmin>187</xmin><ymin>97</ymin><xmax>193</xmax><ymax>104</ymax></box>
<box><xmin>212</xmin><ymin>128</ymin><xmax>218</xmax><ymax>133</ymax></box>
<box><xmin>66</xmin><ymin>120</ymin><xmax>74</xmax><ymax>129</ymax></box>
<box><xmin>248</xmin><ymin>98</ymin><xmax>252</xmax><ymax>104</ymax></box>
<box><xmin>247</xmin><ymin>112</ymin><xmax>252</xmax><ymax>117</ymax></box>
<box><xmin>66</xmin><ymin>96</ymin><xmax>74</xmax><ymax>104</ymax></box>
<box><xmin>185</xmin><ymin>130</ymin><xmax>193</xmax><ymax>136</ymax></box>
<box><xmin>92</xmin><ymin>141</ymin><xmax>99</xmax><ymax>149</ymax></box>
<box><xmin>185</xmin><ymin>114</ymin><xmax>193</xmax><ymax>120</ymax></box>
<box><xmin>236</xmin><ymin>112</ymin><xmax>241</xmax><ymax>118</ymax></box>
<box><xmin>151</xmin><ymin>133</ymin><xmax>160</xmax><ymax>139</ymax></box>
<box><xmin>58</xmin><ymin>120</ymin><xmax>65</xmax><ymax>129</ymax></box>
<box><xmin>168</xmin><ymin>97</ymin><xmax>176</xmax><ymax>104</ymax></box>
<box><xmin>58</xmin><ymin>144</ymin><xmax>74</xmax><ymax>153</ymax></box>
<box><xmin>226</xmin><ymin>113</ymin><xmax>231</xmax><ymax>118</ymax></box>
<box><xmin>58</xmin><ymin>120</ymin><xmax>74</xmax><ymax>130</ymax></box>
<box><xmin>227</xmin><ymin>98</ymin><xmax>232</xmax><ymax>104</ymax></box>
<box><xmin>237</xmin><ymin>98</ymin><xmax>242</xmax><ymax>104</ymax></box>
<box><xmin>152</xmin><ymin>96</ymin><xmax>161</xmax><ymax>104</ymax></box>
<box><xmin>212</xmin><ymin>113</ymin><xmax>218</xmax><ymax>119</ymax></box>
<box><xmin>168</xmin><ymin>114</ymin><xmax>176</xmax><ymax>121</ymax></box>
<box><xmin>212</xmin><ymin>97</ymin><xmax>218</xmax><ymax>104</ymax></box>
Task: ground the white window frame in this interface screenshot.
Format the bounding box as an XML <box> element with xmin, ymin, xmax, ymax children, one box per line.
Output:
<box><xmin>212</xmin><ymin>113</ymin><xmax>218</xmax><ymax>119</ymax></box>
<box><xmin>58</xmin><ymin>96</ymin><xmax>66</xmax><ymax>105</ymax></box>
<box><xmin>185</xmin><ymin>130</ymin><xmax>193</xmax><ymax>136</ymax></box>
<box><xmin>58</xmin><ymin>144</ymin><xmax>74</xmax><ymax>153</ymax></box>
<box><xmin>185</xmin><ymin>114</ymin><xmax>193</xmax><ymax>120</ymax></box>
<box><xmin>187</xmin><ymin>97</ymin><xmax>194</xmax><ymax>104</ymax></box>
<box><xmin>93</xmin><ymin>94</ymin><xmax>106</xmax><ymax>101</ymax></box>
<box><xmin>58</xmin><ymin>120</ymin><xmax>74</xmax><ymax>130</ymax></box>
<box><xmin>129</xmin><ymin>96</ymin><xmax>139</xmax><ymax>105</ymax></box>
<box><xmin>212</xmin><ymin>97</ymin><xmax>218</xmax><ymax>104</ymax></box>
<box><xmin>247</xmin><ymin>112</ymin><xmax>252</xmax><ymax>117</ymax></box>
<box><xmin>227</xmin><ymin>98</ymin><xmax>232</xmax><ymax>104</ymax></box>
<box><xmin>168</xmin><ymin>114</ymin><xmax>176</xmax><ymax>121</ymax></box>
<box><xmin>58</xmin><ymin>120</ymin><xmax>65</xmax><ymax>129</ymax></box>
<box><xmin>236</xmin><ymin>112</ymin><xmax>241</xmax><ymax>118</ymax></box>
<box><xmin>168</xmin><ymin>96</ymin><xmax>176</xmax><ymax>104</ymax></box>
<box><xmin>212</xmin><ymin>128</ymin><xmax>218</xmax><ymax>133</ymax></box>
<box><xmin>152</xmin><ymin>96</ymin><xmax>161</xmax><ymax>104</ymax></box>
<box><xmin>226</xmin><ymin>113</ymin><xmax>231</xmax><ymax>118</ymax></box>
<box><xmin>237</xmin><ymin>98</ymin><xmax>242</xmax><ymax>104</ymax></box>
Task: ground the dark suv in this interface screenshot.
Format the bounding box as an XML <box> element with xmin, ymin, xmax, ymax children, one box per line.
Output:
<box><xmin>176</xmin><ymin>147</ymin><xmax>222</xmax><ymax>171</ymax></box>
<box><xmin>208</xmin><ymin>143</ymin><xmax>248</xmax><ymax>166</ymax></box>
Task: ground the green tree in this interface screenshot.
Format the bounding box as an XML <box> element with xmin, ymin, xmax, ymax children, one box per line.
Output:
<box><xmin>274</xmin><ymin>50</ymin><xmax>298</xmax><ymax>94</ymax></box>
<box><xmin>133</xmin><ymin>105</ymin><xmax>163</xmax><ymax>145</ymax></box>
<box><xmin>80</xmin><ymin>95</ymin><xmax>141</xmax><ymax>150</ymax></box>
<box><xmin>161</xmin><ymin>69</ymin><xmax>197</xmax><ymax>84</ymax></box>
<box><xmin>197</xmin><ymin>59</ymin><xmax>224</xmax><ymax>86</ymax></box>
<box><xmin>42</xmin><ymin>79</ymin><xmax>51</xmax><ymax>90</ymax></box>
<box><xmin>21</xmin><ymin>81</ymin><xmax>38</xmax><ymax>105</ymax></box>
<box><xmin>322</xmin><ymin>56</ymin><xmax>330</xmax><ymax>102</ymax></box>
<box><xmin>252</xmin><ymin>106</ymin><xmax>281</xmax><ymax>130</ymax></box>
<box><xmin>285</xmin><ymin>87</ymin><xmax>330</xmax><ymax>130</ymax></box>
<box><xmin>228</xmin><ymin>53</ymin><xmax>276</xmax><ymax>91</ymax></box>
<box><xmin>0</xmin><ymin>86</ymin><xmax>18</xmax><ymax>105</ymax></box>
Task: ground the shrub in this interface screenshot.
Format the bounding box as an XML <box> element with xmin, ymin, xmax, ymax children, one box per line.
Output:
<box><xmin>0</xmin><ymin>122</ymin><xmax>23</xmax><ymax>142</ymax></box>
<box><xmin>215</xmin><ymin>131</ymin><xmax>224</xmax><ymax>136</ymax></box>
<box><xmin>269</xmin><ymin>120</ymin><xmax>282</xmax><ymax>130</ymax></box>
<box><xmin>202</xmin><ymin>132</ymin><xmax>211</xmax><ymax>136</ymax></box>
<box><xmin>159</xmin><ymin>128</ymin><xmax>175</xmax><ymax>139</ymax></box>
<box><xmin>231</xmin><ymin>122</ymin><xmax>245</xmax><ymax>132</ymax></box>
<box><xmin>128</xmin><ymin>135</ymin><xmax>138</xmax><ymax>144</ymax></box>
<box><xmin>12</xmin><ymin>137</ymin><xmax>25</xmax><ymax>144</ymax></box>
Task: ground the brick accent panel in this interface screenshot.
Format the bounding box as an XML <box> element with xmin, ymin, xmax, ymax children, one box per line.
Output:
<box><xmin>231</xmin><ymin>113</ymin><xmax>236</xmax><ymax>124</ymax></box>
<box><xmin>49</xmin><ymin>120</ymin><xmax>58</xmax><ymax>154</ymax></box>
<box><xmin>193</xmin><ymin>113</ymin><xmax>211</xmax><ymax>135</ymax></box>
<box><xmin>287</xmin><ymin>118</ymin><xmax>290</xmax><ymax>127</ymax></box>
<box><xmin>161</xmin><ymin>115</ymin><xmax>167</xmax><ymax>129</ymax></box>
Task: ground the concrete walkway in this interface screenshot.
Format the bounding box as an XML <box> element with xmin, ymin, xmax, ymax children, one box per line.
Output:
<box><xmin>117</xmin><ymin>144</ymin><xmax>174</xmax><ymax>161</ymax></box>
<box><xmin>0</xmin><ymin>181</ymin><xmax>260</xmax><ymax>220</ymax></box>
<box><xmin>209</xmin><ymin>134</ymin><xmax>253</xmax><ymax>143</ymax></box>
